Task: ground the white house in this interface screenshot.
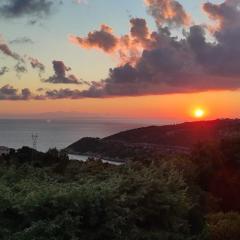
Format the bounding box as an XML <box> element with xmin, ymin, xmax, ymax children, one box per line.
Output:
<box><xmin>0</xmin><ymin>146</ymin><xmax>10</xmax><ymax>156</ymax></box>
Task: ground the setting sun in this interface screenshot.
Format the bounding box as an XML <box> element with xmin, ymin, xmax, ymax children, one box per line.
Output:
<box><xmin>194</xmin><ymin>108</ymin><xmax>205</xmax><ymax>118</ymax></box>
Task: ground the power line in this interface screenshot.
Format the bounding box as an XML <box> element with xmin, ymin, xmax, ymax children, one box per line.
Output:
<box><xmin>32</xmin><ymin>133</ymin><xmax>38</xmax><ymax>150</ymax></box>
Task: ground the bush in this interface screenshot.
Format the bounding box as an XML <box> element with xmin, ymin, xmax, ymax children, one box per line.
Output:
<box><xmin>207</xmin><ymin>212</ymin><xmax>240</xmax><ymax>240</ymax></box>
<box><xmin>0</xmin><ymin>162</ymin><xmax>205</xmax><ymax>240</ymax></box>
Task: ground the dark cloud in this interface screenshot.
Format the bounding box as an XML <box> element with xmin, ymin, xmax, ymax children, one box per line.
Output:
<box><xmin>0</xmin><ymin>67</ymin><xmax>8</xmax><ymax>76</ymax></box>
<box><xmin>191</xmin><ymin>0</ymin><xmax>240</xmax><ymax>77</ymax></box>
<box><xmin>0</xmin><ymin>85</ymin><xmax>32</xmax><ymax>100</ymax></box>
<box><xmin>130</xmin><ymin>18</ymin><xmax>149</xmax><ymax>42</ymax></box>
<box><xmin>203</xmin><ymin>0</ymin><xmax>240</xmax><ymax>29</ymax></box>
<box><xmin>0</xmin><ymin>0</ymin><xmax>56</xmax><ymax>20</ymax></box>
<box><xmin>70</xmin><ymin>19</ymin><xmax>153</xmax><ymax>65</ymax></box>
<box><xmin>21</xmin><ymin>88</ymin><xmax>32</xmax><ymax>99</ymax></box>
<box><xmin>2</xmin><ymin>0</ymin><xmax>240</xmax><ymax>101</ymax></box>
<box><xmin>70</xmin><ymin>24</ymin><xmax>118</xmax><ymax>53</ymax></box>
<box><xmin>44</xmin><ymin>88</ymin><xmax>83</xmax><ymax>99</ymax></box>
<box><xmin>10</xmin><ymin>37</ymin><xmax>34</xmax><ymax>44</ymax></box>
<box><xmin>61</xmin><ymin>0</ymin><xmax>240</xmax><ymax>98</ymax></box>
<box><xmin>43</xmin><ymin>60</ymin><xmax>84</xmax><ymax>85</ymax></box>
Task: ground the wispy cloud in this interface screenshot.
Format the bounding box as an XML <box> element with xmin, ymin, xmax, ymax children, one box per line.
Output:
<box><xmin>0</xmin><ymin>67</ymin><xmax>8</xmax><ymax>76</ymax></box>
<box><xmin>74</xmin><ymin>0</ymin><xmax>88</xmax><ymax>5</ymax></box>
<box><xmin>10</xmin><ymin>37</ymin><xmax>34</xmax><ymax>45</ymax></box>
<box><xmin>29</xmin><ymin>57</ymin><xmax>45</xmax><ymax>77</ymax></box>
<box><xmin>0</xmin><ymin>38</ymin><xmax>21</xmax><ymax>61</ymax></box>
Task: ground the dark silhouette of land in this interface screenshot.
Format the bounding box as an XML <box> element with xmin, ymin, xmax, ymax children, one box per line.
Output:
<box><xmin>66</xmin><ymin>119</ymin><xmax>240</xmax><ymax>160</ymax></box>
<box><xmin>1</xmin><ymin>119</ymin><xmax>240</xmax><ymax>239</ymax></box>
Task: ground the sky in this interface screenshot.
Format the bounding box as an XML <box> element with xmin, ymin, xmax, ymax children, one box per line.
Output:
<box><xmin>0</xmin><ymin>0</ymin><xmax>239</xmax><ymax>121</ymax></box>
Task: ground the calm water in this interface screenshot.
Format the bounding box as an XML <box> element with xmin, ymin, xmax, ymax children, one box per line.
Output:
<box><xmin>69</xmin><ymin>154</ymin><xmax>123</xmax><ymax>165</ymax></box>
<box><xmin>0</xmin><ymin>119</ymin><xmax>145</xmax><ymax>152</ymax></box>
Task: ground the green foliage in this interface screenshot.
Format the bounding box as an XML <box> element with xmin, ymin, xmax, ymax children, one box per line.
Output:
<box><xmin>3</xmin><ymin>135</ymin><xmax>240</xmax><ymax>239</ymax></box>
<box><xmin>3</xmin><ymin>147</ymin><xmax>69</xmax><ymax>170</ymax></box>
<box><xmin>0</xmin><ymin>162</ymin><xmax>203</xmax><ymax>240</ymax></box>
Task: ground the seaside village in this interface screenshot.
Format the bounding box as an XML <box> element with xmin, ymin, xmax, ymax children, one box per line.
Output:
<box><xmin>0</xmin><ymin>146</ymin><xmax>10</xmax><ymax>156</ymax></box>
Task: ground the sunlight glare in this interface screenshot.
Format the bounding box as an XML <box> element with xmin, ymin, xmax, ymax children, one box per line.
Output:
<box><xmin>194</xmin><ymin>108</ymin><xmax>205</xmax><ymax>118</ymax></box>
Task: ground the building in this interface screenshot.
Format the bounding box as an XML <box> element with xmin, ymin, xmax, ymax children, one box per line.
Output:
<box><xmin>0</xmin><ymin>146</ymin><xmax>10</xmax><ymax>156</ymax></box>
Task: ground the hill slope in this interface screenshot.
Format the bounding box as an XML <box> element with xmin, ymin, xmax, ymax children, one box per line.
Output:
<box><xmin>104</xmin><ymin>119</ymin><xmax>240</xmax><ymax>147</ymax></box>
<box><xmin>66</xmin><ymin>119</ymin><xmax>240</xmax><ymax>159</ymax></box>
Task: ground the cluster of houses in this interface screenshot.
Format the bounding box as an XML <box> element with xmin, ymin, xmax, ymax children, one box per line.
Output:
<box><xmin>0</xmin><ymin>146</ymin><xmax>10</xmax><ymax>156</ymax></box>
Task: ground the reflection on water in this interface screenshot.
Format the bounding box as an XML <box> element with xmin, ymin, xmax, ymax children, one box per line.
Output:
<box><xmin>0</xmin><ymin>119</ymin><xmax>145</xmax><ymax>152</ymax></box>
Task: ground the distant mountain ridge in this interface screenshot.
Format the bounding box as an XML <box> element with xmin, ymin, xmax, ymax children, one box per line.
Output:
<box><xmin>66</xmin><ymin>119</ymin><xmax>240</xmax><ymax>160</ymax></box>
<box><xmin>103</xmin><ymin>119</ymin><xmax>240</xmax><ymax>147</ymax></box>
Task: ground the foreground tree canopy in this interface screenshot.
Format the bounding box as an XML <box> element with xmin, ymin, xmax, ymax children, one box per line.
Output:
<box><xmin>0</xmin><ymin>136</ymin><xmax>240</xmax><ymax>239</ymax></box>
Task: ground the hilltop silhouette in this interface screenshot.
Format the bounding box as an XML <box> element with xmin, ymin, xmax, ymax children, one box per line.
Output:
<box><xmin>67</xmin><ymin>119</ymin><xmax>240</xmax><ymax>160</ymax></box>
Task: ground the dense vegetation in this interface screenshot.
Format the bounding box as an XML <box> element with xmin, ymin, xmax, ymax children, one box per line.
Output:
<box><xmin>1</xmin><ymin>121</ymin><xmax>240</xmax><ymax>239</ymax></box>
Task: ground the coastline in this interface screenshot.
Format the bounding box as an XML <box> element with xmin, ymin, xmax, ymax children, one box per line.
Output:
<box><xmin>68</xmin><ymin>153</ymin><xmax>124</xmax><ymax>166</ymax></box>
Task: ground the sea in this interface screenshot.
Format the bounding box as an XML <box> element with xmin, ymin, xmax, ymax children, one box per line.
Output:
<box><xmin>0</xmin><ymin>118</ymin><xmax>151</xmax><ymax>152</ymax></box>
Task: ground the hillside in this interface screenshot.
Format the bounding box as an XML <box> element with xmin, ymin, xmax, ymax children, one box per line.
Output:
<box><xmin>104</xmin><ymin>119</ymin><xmax>240</xmax><ymax>147</ymax></box>
<box><xmin>66</xmin><ymin>119</ymin><xmax>240</xmax><ymax>160</ymax></box>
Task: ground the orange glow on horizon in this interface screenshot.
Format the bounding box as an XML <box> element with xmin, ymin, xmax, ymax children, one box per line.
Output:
<box><xmin>0</xmin><ymin>91</ymin><xmax>239</xmax><ymax>121</ymax></box>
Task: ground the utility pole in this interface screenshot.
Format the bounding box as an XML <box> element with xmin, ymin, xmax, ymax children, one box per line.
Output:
<box><xmin>32</xmin><ymin>133</ymin><xmax>38</xmax><ymax>150</ymax></box>
<box><xmin>31</xmin><ymin>133</ymin><xmax>39</xmax><ymax>163</ymax></box>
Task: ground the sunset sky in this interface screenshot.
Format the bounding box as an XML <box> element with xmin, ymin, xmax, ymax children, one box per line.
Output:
<box><xmin>0</xmin><ymin>0</ymin><xmax>239</xmax><ymax>121</ymax></box>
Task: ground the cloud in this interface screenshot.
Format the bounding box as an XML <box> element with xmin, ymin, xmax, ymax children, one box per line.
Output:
<box><xmin>0</xmin><ymin>67</ymin><xmax>8</xmax><ymax>76</ymax></box>
<box><xmin>10</xmin><ymin>37</ymin><xmax>34</xmax><ymax>45</ymax></box>
<box><xmin>0</xmin><ymin>41</ymin><xmax>21</xmax><ymax>61</ymax></box>
<box><xmin>0</xmin><ymin>0</ymin><xmax>57</xmax><ymax>20</ymax></box>
<box><xmin>203</xmin><ymin>0</ymin><xmax>240</xmax><ymax>29</ymax></box>
<box><xmin>144</xmin><ymin>0</ymin><xmax>191</xmax><ymax>28</ymax></box>
<box><xmin>70</xmin><ymin>18</ymin><xmax>153</xmax><ymax>65</ymax></box>
<box><xmin>14</xmin><ymin>62</ymin><xmax>27</xmax><ymax>77</ymax></box>
<box><xmin>43</xmin><ymin>60</ymin><xmax>84</xmax><ymax>84</ymax></box>
<box><xmin>193</xmin><ymin>0</ymin><xmax>240</xmax><ymax>77</ymax></box>
<box><xmin>0</xmin><ymin>85</ymin><xmax>32</xmax><ymax>100</ymax></box>
<box><xmin>29</xmin><ymin>57</ymin><xmax>45</xmax><ymax>77</ymax></box>
<box><xmin>70</xmin><ymin>24</ymin><xmax>118</xmax><ymax>53</ymax></box>
<box><xmin>61</xmin><ymin>0</ymin><xmax>240</xmax><ymax>98</ymax></box>
<box><xmin>2</xmin><ymin>0</ymin><xmax>240</xmax><ymax>101</ymax></box>
<box><xmin>74</xmin><ymin>0</ymin><xmax>88</xmax><ymax>4</ymax></box>
<box><xmin>0</xmin><ymin>37</ymin><xmax>28</xmax><ymax>77</ymax></box>
<box><xmin>130</xmin><ymin>18</ymin><xmax>149</xmax><ymax>42</ymax></box>
<box><xmin>0</xmin><ymin>36</ymin><xmax>46</xmax><ymax>78</ymax></box>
